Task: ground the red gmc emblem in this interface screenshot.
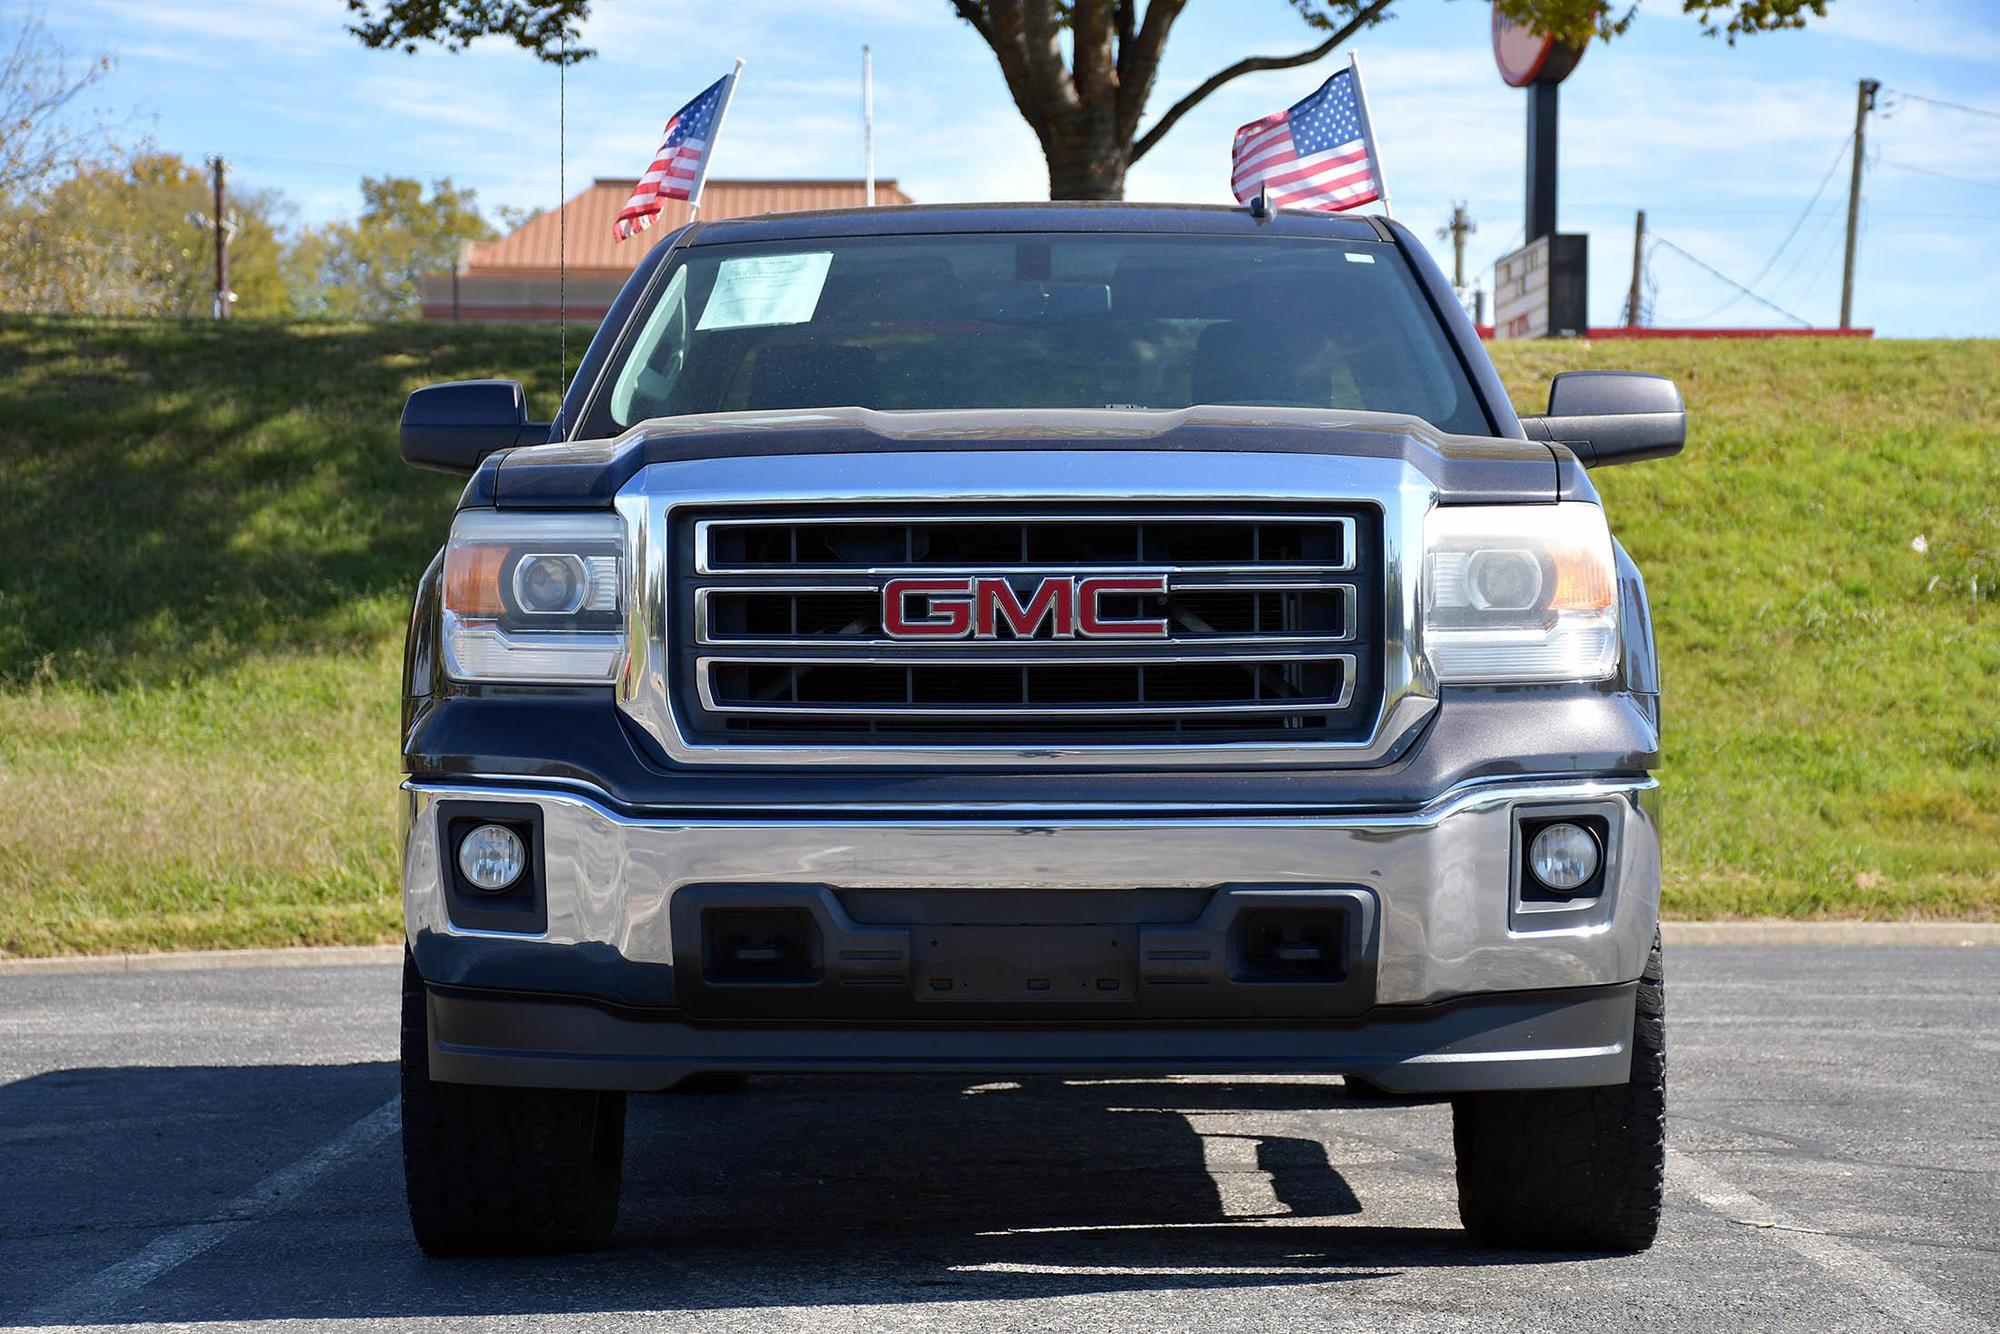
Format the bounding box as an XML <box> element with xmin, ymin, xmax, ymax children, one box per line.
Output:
<box><xmin>883</xmin><ymin>575</ymin><xmax>1170</xmax><ymax>640</ymax></box>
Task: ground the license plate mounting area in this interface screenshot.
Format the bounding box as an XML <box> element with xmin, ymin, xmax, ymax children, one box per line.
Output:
<box><xmin>913</xmin><ymin>926</ymin><xmax>1136</xmax><ymax>1003</ymax></box>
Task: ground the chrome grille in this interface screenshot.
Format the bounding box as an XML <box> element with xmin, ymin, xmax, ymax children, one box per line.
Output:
<box><xmin>673</xmin><ymin>507</ymin><xmax>1383</xmax><ymax>746</ymax></box>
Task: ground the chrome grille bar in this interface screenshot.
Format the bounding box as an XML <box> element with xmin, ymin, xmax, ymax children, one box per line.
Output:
<box><xmin>696</xmin><ymin>652</ymin><xmax>1359</xmax><ymax>717</ymax></box>
<box><xmin>695</xmin><ymin>512</ymin><xmax>1357</xmax><ymax>576</ymax></box>
<box><xmin>693</xmin><ymin>578</ymin><xmax>1359</xmax><ymax>648</ymax></box>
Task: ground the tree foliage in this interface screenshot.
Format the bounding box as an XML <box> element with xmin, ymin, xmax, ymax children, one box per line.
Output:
<box><xmin>0</xmin><ymin>13</ymin><xmax>116</xmax><ymax>202</ymax></box>
<box><xmin>1</xmin><ymin>151</ymin><xmax>292</xmax><ymax>318</ymax></box>
<box><xmin>1492</xmin><ymin>0</ymin><xmax>1830</xmax><ymax>44</ymax></box>
<box><xmin>1</xmin><ymin>15</ymin><xmax>510</xmax><ymax>321</ymax></box>
<box><xmin>0</xmin><ymin>19</ymin><xmax>295</xmax><ymax>317</ymax></box>
<box><xmin>288</xmin><ymin>177</ymin><xmax>494</xmax><ymax>321</ymax></box>
<box><xmin>344</xmin><ymin>0</ymin><xmax>592</xmax><ymax>62</ymax></box>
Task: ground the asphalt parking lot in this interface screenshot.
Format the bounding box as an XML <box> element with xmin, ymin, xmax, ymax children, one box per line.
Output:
<box><xmin>1</xmin><ymin>942</ymin><xmax>1994</xmax><ymax>1332</ymax></box>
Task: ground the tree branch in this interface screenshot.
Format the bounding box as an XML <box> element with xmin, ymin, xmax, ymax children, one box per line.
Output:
<box><xmin>948</xmin><ymin>0</ymin><xmax>992</xmax><ymax>42</ymax></box>
<box><xmin>1129</xmin><ymin>0</ymin><xmax>1391</xmax><ymax>163</ymax></box>
<box><xmin>1018</xmin><ymin>0</ymin><xmax>1080</xmax><ymax>118</ymax></box>
<box><xmin>967</xmin><ymin>0</ymin><xmax>1056</xmax><ymax>147</ymax></box>
<box><xmin>1113</xmin><ymin>0</ymin><xmax>1187</xmax><ymax>143</ymax></box>
<box><xmin>1072</xmin><ymin>0</ymin><xmax>1117</xmax><ymax>109</ymax></box>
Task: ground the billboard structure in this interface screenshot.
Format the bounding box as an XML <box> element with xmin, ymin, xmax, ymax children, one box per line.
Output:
<box><xmin>1494</xmin><ymin>234</ymin><xmax>1589</xmax><ymax>339</ymax></box>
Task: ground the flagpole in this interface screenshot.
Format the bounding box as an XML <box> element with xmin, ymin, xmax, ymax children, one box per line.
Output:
<box><xmin>862</xmin><ymin>45</ymin><xmax>875</xmax><ymax>206</ymax></box>
<box><xmin>690</xmin><ymin>57</ymin><xmax>747</xmax><ymax>219</ymax></box>
<box><xmin>1346</xmin><ymin>52</ymin><xmax>1392</xmax><ymax>219</ymax></box>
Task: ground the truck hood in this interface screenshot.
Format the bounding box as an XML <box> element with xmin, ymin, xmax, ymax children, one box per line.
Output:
<box><xmin>467</xmin><ymin>405</ymin><xmax>1585</xmax><ymax>509</ymax></box>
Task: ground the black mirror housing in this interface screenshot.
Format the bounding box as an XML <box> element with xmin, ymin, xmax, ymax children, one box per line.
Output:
<box><xmin>1519</xmin><ymin>371</ymin><xmax>1685</xmax><ymax>467</ymax></box>
<box><xmin>399</xmin><ymin>379</ymin><xmax>552</xmax><ymax>474</ymax></box>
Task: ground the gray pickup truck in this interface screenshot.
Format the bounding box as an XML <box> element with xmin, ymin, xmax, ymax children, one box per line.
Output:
<box><xmin>394</xmin><ymin>202</ymin><xmax>1683</xmax><ymax>1257</ymax></box>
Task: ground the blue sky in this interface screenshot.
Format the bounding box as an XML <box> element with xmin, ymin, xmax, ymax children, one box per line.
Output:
<box><xmin>35</xmin><ymin>0</ymin><xmax>2000</xmax><ymax>335</ymax></box>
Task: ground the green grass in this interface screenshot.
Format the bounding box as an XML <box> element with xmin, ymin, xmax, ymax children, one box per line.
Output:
<box><xmin>0</xmin><ymin>318</ymin><xmax>1993</xmax><ymax>955</ymax></box>
<box><xmin>1494</xmin><ymin>338</ymin><xmax>1998</xmax><ymax>919</ymax></box>
<box><xmin>0</xmin><ymin>317</ymin><xmax>560</xmax><ymax>955</ymax></box>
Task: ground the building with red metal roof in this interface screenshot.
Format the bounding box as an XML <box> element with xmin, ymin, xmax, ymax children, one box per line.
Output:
<box><xmin>421</xmin><ymin>177</ymin><xmax>915</xmax><ymax>322</ymax></box>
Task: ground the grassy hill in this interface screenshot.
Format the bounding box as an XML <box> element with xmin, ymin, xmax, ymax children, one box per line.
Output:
<box><xmin>0</xmin><ymin>316</ymin><xmax>1993</xmax><ymax>955</ymax></box>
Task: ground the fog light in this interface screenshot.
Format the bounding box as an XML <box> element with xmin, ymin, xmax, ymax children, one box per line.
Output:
<box><xmin>1529</xmin><ymin>822</ymin><xmax>1600</xmax><ymax>893</ymax></box>
<box><xmin>456</xmin><ymin>823</ymin><xmax>525</xmax><ymax>892</ymax></box>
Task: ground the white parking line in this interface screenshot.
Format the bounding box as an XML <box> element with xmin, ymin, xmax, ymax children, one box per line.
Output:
<box><xmin>1668</xmin><ymin>1148</ymin><xmax>1988</xmax><ymax>1333</ymax></box>
<box><xmin>21</xmin><ymin>1097</ymin><xmax>399</xmax><ymax>1327</ymax></box>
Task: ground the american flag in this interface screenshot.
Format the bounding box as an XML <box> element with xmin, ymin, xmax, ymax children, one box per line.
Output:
<box><xmin>1231</xmin><ymin>62</ymin><xmax>1383</xmax><ymax>213</ymax></box>
<box><xmin>614</xmin><ymin>69</ymin><xmax>738</xmax><ymax>242</ymax></box>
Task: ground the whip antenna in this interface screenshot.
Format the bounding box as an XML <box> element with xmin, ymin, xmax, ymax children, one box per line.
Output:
<box><xmin>558</xmin><ymin>29</ymin><xmax>567</xmax><ymax>407</ymax></box>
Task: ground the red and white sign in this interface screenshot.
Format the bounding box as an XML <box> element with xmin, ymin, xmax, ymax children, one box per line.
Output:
<box><xmin>883</xmin><ymin>576</ymin><xmax>1170</xmax><ymax>641</ymax></box>
<box><xmin>1491</xmin><ymin>5</ymin><xmax>1585</xmax><ymax>87</ymax></box>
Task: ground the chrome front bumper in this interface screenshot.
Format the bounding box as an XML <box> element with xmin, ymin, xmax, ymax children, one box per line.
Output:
<box><xmin>401</xmin><ymin>774</ymin><xmax>1661</xmax><ymax>1011</ymax></box>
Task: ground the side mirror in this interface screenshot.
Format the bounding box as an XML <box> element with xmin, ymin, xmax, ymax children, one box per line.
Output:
<box><xmin>1519</xmin><ymin>371</ymin><xmax>1685</xmax><ymax>467</ymax></box>
<box><xmin>399</xmin><ymin>379</ymin><xmax>552</xmax><ymax>475</ymax></box>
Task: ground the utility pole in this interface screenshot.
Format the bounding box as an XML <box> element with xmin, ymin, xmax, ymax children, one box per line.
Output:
<box><xmin>1624</xmin><ymin>209</ymin><xmax>1647</xmax><ymax>328</ymax></box>
<box><xmin>862</xmin><ymin>45</ymin><xmax>875</xmax><ymax>206</ymax></box>
<box><xmin>208</xmin><ymin>156</ymin><xmax>230</xmax><ymax>321</ymax></box>
<box><xmin>1437</xmin><ymin>201</ymin><xmax>1475</xmax><ymax>290</ymax></box>
<box><xmin>1840</xmin><ymin>78</ymin><xmax>1878</xmax><ymax>330</ymax></box>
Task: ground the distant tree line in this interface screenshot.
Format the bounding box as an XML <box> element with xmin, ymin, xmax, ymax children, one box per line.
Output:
<box><xmin>0</xmin><ymin>16</ymin><xmax>523</xmax><ymax>321</ymax></box>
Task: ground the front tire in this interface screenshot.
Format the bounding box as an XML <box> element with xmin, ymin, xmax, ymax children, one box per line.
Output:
<box><xmin>400</xmin><ymin>953</ymin><xmax>627</xmax><ymax>1255</ymax></box>
<box><xmin>1451</xmin><ymin>930</ymin><xmax>1667</xmax><ymax>1253</ymax></box>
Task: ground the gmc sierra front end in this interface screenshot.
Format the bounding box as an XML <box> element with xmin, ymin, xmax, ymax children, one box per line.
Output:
<box><xmin>392</xmin><ymin>204</ymin><xmax>1684</xmax><ymax>1257</ymax></box>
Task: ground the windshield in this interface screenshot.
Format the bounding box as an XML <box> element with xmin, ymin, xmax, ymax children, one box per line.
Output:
<box><xmin>585</xmin><ymin>231</ymin><xmax>1489</xmax><ymax>437</ymax></box>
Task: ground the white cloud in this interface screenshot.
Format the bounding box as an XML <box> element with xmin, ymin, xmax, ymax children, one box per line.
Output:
<box><xmin>1817</xmin><ymin>0</ymin><xmax>2000</xmax><ymax>65</ymax></box>
<box><xmin>55</xmin><ymin>0</ymin><xmax>344</xmax><ymax>51</ymax></box>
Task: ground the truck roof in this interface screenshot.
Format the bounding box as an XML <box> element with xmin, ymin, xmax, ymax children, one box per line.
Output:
<box><xmin>684</xmin><ymin>200</ymin><xmax>1390</xmax><ymax>246</ymax></box>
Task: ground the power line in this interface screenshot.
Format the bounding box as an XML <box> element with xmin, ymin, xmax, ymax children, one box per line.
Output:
<box><xmin>1876</xmin><ymin>158</ymin><xmax>2000</xmax><ymax>191</ymax></box>
<box><xmin>1535</xmin><ymin>202</ymin><xmax>1986</xmax><ymax>218</ymax></box>
<box><xmin>1767</xmin><ymin>191</ymin><xmax>1846</xmax><ymax>309</ymax></box>
<box><xmin>1674</xmin><ymin>193</ymin><xmax>1841</xmax><ymax>325</ymax></box>
<box><xmin>1648</xmin><ymin>235</ymin><xmax>1812</xmax><ymax>328</ymax></box>
<box><xmin>1480</xmin><ymin>225</ymin><xmax>1524</xmax><ymax>281</ymax></box>
<box><xmin>1727</xmin><ymin>131</ymin><xmax>1855</xmax><ymax>299</ymax></box>
<box><xmin>1885</xmin><ymin>88</ymin><xmax>2000</xmax><ymax>122</ymax></box>
<box><xmin>1661</xmin><ymin>133</ymin><xmax>1848</xmax><ymax>325</ymax></box>
<box><xmin>1779</xmin><ymin>227</ymin><xmax>1846</xmax><ymax>316</ymax></box>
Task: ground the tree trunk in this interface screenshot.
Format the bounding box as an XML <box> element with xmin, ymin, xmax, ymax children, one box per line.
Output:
<box><xmin>1044</xmin><ymin>122</ymin><xmax>1129</xmax><ymax>200</ymax></box>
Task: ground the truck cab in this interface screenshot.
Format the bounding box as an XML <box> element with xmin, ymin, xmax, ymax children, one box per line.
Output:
<box><xmin>394</xmin><ymin>203</ymin><xmax>1684</xmax><ymax>1257</ymax></box>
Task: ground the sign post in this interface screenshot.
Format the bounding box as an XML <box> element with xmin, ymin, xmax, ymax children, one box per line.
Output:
<box><xmin>1490</xmin><ymin>5</ymin><xmax>1589</xmax><ymax>337</ymax></box>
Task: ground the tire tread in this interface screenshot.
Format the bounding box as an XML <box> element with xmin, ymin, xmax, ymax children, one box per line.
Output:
<box><xmin>400</xmin><ymin>954</ymin><xmax>625</xmax><ymax>1255</ymax></box>
<box><xmin>1452</xmin><ymin>931</ymin><xmax>1667</xmax><ymax>1253</ymax></box>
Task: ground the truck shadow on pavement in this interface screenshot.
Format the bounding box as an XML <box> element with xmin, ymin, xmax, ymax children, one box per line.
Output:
<box><xmin>2</xmin><ymin>1062</ymin><xmax>1582</xmax><ymax>1325</ymax></box>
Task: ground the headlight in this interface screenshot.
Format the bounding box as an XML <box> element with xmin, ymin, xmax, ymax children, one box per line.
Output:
<box><xmin>1423</xmin><ymin>503</ymin><xmax>1618</xmax><ymax>683</ymax></box>
<box><xmin>441</xmin><ymin>510</ymin><xmax>626</xmax><ymax>684</ymax></box>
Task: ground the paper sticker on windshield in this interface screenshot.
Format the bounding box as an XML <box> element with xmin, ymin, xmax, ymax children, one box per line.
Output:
<box><xmin>696</xmin><ymin>252</ymin><xmax>834</xmax><ymax>330</ymax></box>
